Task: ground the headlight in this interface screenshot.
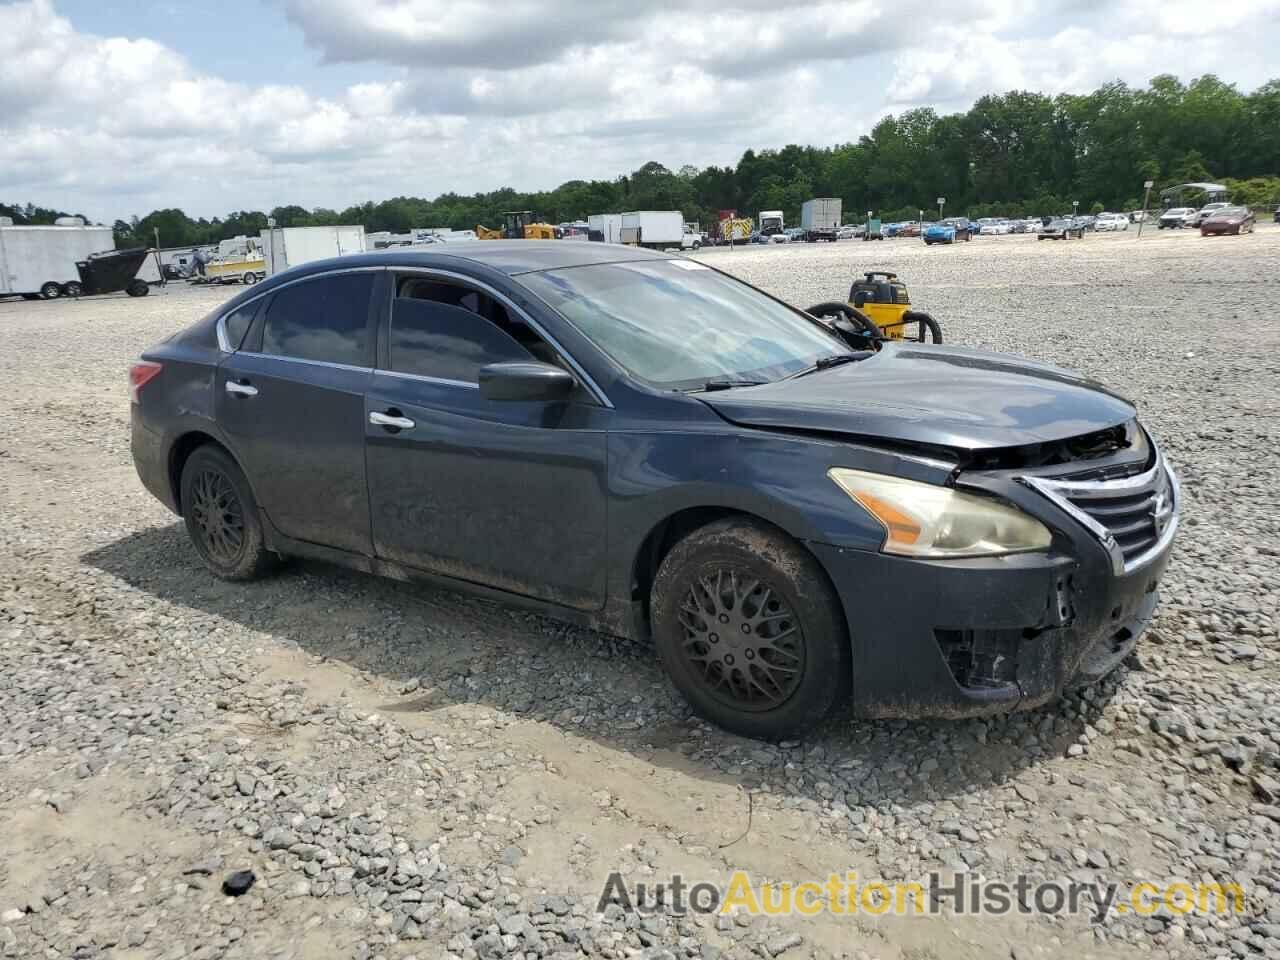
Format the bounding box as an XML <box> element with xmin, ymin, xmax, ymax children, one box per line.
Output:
<box><xmin>828</xmin><ymin>468</ymin><xmax>1052</xmax><ymax>559</ymax></box>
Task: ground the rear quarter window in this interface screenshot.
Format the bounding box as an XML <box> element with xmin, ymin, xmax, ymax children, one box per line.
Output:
<box><xmin>261</xmin><ymin>273</ymin><xmax>375</xmax><ymax>366</ymax></box>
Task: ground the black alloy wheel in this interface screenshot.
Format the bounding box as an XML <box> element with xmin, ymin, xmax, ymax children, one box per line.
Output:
<box><xmin>180</xmin><ymin>445</ymin><xmax>278</xmax><ymax>581</ymax></box>
<box><xmin>677</xmin><ymin>570</ymin><xmax>805</xmax><ymax>712</ymax></box>
<box><xmin>189</xmin><ymin>467</ymin><xmax>246</xmax><ymax>567</ymax></box>
<box><xmin>651</xmin><ymin>518</ymin><xmax>849</xmax><ymax>738</ymax></box>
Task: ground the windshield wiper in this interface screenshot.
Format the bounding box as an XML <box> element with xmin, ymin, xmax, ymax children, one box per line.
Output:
<box><xmin>784</xmin><ymin>353</ymin><xmax>869</xmax><ymax>380</ymax></box>
<box><xmin>685</xmin><ymin>378</ymin><xmax>769</xmax><ymax>393</ymax></box>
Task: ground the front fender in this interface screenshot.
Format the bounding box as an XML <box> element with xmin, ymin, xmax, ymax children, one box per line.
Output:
<box><xmin>606</xmin><ymin>427</ymin><xmax>959</xmax><ymax>594</ymax></box>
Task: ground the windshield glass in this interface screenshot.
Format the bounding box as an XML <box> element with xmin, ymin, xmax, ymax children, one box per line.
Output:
<box><xmin>519</xmin><ymin>260</ymin><xmax>847</xmax><ymax>390</ymax></box>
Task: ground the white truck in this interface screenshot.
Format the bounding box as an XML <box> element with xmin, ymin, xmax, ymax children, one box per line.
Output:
<box><xmin>260</xmin><ymin>225</ymin><xmax>367</xmax><ymax>276</ymax></box>
<box><xmin>800</xmin><ymin>198</ymin><xmax>842</xmax><ymax>242</ymax></box>
<box><xmin>0</xmin><ymin>218</ymin><xmax>114</xmax><ymax>300</ymax></box>
<box><xmin>588</xmin><ymin>214</ymin><xmax>624</xmax><ymax>244</ymax></box>
<box><xmin>618</xmin><ymin>211</ymin><xmax>701</xmax><ymax>249</ymax></box>
<box><xmin>757</xmin><ymin>210</ymin><xmax>784</xmax><ymax>237</ymax></box>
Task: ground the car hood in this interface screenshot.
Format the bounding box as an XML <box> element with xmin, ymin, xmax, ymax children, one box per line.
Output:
<box><xmin>697</xmin><ymin>343</ymin><xmax>1136</xmax><ymax>451</ymax></box>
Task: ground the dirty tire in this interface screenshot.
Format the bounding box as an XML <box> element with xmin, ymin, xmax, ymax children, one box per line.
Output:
<box><xmin>180</xmin><ymin>445</ymin><xmax>278</xmax><ymax>582</ymax></box>
<box><xmin>126</xmin><ymin>279</ymin><xmax>150</xmax><ymax>297</ymax></box>
<box><xmin>40</xmin><ymin>281</ymin><xmax>63</xmax><ymax>300</ymax></box>
<box><xmin>63</xmin><ymin>281</ymin><xmax>83</xmax><ymax>298</ymax></box>
<box><xmin>651</xmin><ymin>518</ymin><xmax>850</xmax><ymax>739</ymax></box>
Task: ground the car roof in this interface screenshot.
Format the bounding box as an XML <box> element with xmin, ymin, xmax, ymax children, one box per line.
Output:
<box><xmin>268</xmin><ymin>241</ymin><xmax>678</xmax><ymax>284</ymax></box>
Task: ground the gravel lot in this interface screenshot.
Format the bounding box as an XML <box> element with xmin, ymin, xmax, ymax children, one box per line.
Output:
<box><xmin>1</xmin><ymin>226</ymin><xmax>1278</xmax><ymax>960</ymax></box>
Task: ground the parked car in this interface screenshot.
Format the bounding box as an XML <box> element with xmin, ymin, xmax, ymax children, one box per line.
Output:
<box><xmin>1200</xmin><ymin>206</ymin><xmax>1256</xmax><ymax>236</ymax></box>
<box><xmin>1193</xmin><ymin>202</ymin><xmax>1231</xmax><ymax>226</ymax></box>
<box><xmin>1094</xmin><ymin>213</ymin><xmax>1129</xmax><ymax>232</ymax></box>
<box><xmin>748</xmin><ymin>232</ymin><xmax>770</xmax><ymax>245</ymax></box>
<box><xmin>976</xmin><ymin>218</ymin><xmax>1011</xmax><ymax>235</ymax></box>
<box><xmin>1158</xmin><ymin>208</ymin><xmax>1197</xmax><ymax>229</ymax></box>
<box><xmin>1128</xmin><ymin>211</ymin><xmax>1148</xmax><ymax>223</ymax></box>
<box><xmin>923</xmin><ymin>219</ymin><xmax>971</xmax><ymax>244</ymax></box>
<box><xmin>127</xmin><ymin>243</ymin><xmax>1180</xmax><ymax>738</ymax></box>
<box><xmin>784</xmin><ymin>227</ymin><xmax>807</xmax><ymax>243</ymax></box>
<box><xmin>770</xmin><ymin>231</ymin><xmax>792</xmax><ymax>243</ymax></box>
<box><xmin>836</xmin><ymin>224</ymin><xmax>863</xmax><ymax>239</ymax></box>
<box><xmin>1038</xmin><ymin>219</ymin><xmax>1084</xmax><ymax>240</ymax></box>
<box><xmin>898</xmin><ymin>221</ymin><xmax>922</xmax><ymax>238</ymax></box>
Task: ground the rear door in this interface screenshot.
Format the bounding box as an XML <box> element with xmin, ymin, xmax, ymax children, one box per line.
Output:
<box><xmin>216</xmin><ymin>268</ymin><xmax>380</xmax><ymax>556</ymax></box>
<box><xmin>364</xmin><ymin>271</ymin><xmax>609</xmax><ymax>609</ymax></box>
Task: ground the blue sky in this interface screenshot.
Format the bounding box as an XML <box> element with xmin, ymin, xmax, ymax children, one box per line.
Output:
<box><xmin>3</xmin><ymin>0</ymin><xmax>1278</xmax><ymax>222</ymax></box>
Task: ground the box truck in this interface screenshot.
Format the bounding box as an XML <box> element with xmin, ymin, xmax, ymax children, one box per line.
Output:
<box><xmin>261</xmin><ymin>225</ymin><xmax>367</xmax><ymax>276</ymax></box>
<box><xmin>587</xmin><ymin>213</ymin><xmax>624</xmax><ymax>243</ymax></box>
<box><xmin>801</xmin><ymin>198</ymin><xmax>842</xmax><ymax>241</ymax></box>
<box><xmin>618</xmin><ymin>211</ymin><xmax>701</xmax><ymax>249</ymax></box>
<box><xmin>758</xmin><ymin>210</ymin><xmax>784</xmax><ymax>237</ymax></box>
<box><xmin>0</xmin><ymin>218</ymin><xmax>114</xmax><ymax>299</ymax></box>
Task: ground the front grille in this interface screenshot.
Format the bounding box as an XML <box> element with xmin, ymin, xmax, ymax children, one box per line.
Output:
<box><xmin>1066</xmin><ymin>484</ymin><xmax>1163</xmax><ymax>563</ymax></box>
<box><xmin>1021</xmin><ymin>452</ymin><xmax>1178</xmax><ymax>574</ymax></box>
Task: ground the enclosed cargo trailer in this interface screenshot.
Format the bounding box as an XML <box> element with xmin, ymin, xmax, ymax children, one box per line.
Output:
<box><xmin>801</xmin><ymin>198</ymin><xmax>842</xmax><ymax>241</ymax></box>
<box><xmin>0</xmin><ymin>220</ymin><xmax>114</xmax><ymax>299</ymax></box>
<box><xmin>261</xmin><ymin>225</ymin><xmax>367</xmax><ymax>276</ymax></box>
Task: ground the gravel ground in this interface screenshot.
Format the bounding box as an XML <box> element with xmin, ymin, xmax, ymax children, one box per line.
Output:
<box><xmin>1</xmin><ymin>226</ymin><xmax>1278</xmax><ymax>960</ymax></box>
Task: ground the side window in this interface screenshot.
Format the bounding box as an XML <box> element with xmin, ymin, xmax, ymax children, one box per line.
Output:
<box><xmin>222</xmin><ymin>302</ymin><xmax>257</xmax><ymax>351</ymax></box>
<box><xmin>389</xmin><ymin>297</ymin><xmax>531</xmax><ymax>383</ymax></box>
<box><xmin>261</xmin><ymin>273</ymin><xmax>374</xmax><ymax>366</ymax></box>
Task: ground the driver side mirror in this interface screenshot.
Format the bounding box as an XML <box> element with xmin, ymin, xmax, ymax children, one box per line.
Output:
<box><xmin>479</xmin><ymin>361</ymin><xmax>575</xmax><ymax>403</ymax></box>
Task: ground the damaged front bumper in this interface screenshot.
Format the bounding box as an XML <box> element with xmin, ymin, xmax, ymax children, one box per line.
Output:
<box><xmin>808</xmin><ymin>452</ymin><xmax>1179</xmax><ymax>719</ymax></box>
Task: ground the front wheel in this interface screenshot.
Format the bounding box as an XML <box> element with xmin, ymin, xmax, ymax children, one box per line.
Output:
<box><xmin>126</xmin><ymin>279</ymin><xmax>150</xmax><ymax>297</ymax></box>
<box><xmin>181</xmin><ymin>446</ymin><xmax>278</xmax><ymax>581</ymax></box>
<box><xmin>650</xmin><ymin>519</ymin><xmax>850</xmax><ymax>739</ymax></box>
<box><xmin>40</xmin><ymin>281</ymin><xmax>62</xmax><ymax>300</ymax></box>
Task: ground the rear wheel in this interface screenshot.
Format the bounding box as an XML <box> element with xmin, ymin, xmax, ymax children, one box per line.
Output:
<box><xmin>242</xmin><ymin>271</ymin><xmax>259</xmax><ymax>285</ymax></box>
<box><xmin>650</xmin><ymin>519</ymin><xmax>849</xmax><ymax>739</ymax></box>
<box><xmin>180</xmin><ymin>446</ymin><xmax>278</xmax><ymax>581</ymax></box>
<box><xmin>40</xmin><ymin>281</ymin><xmax>62</xmax><ymax>300</ymax></box>
<box><xmin>63</xmin><ymin>281</ymin><xmax>83</xmax><ymax>298</ymax></box>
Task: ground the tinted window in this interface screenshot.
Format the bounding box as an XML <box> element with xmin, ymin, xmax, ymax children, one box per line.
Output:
<box><xmin>261</xmin><ymin>273</ymin><xmax>373</xmax><ymax>366</ymax></box>
<box><xmin>389</xmin><ymin>297</ymin><xmax>531</xmax><ymax>383</ymax></box>
<box><xmin>222</xmin><ymin>302</ymin><xmax>257</xmax><ymax>350</ymax></box>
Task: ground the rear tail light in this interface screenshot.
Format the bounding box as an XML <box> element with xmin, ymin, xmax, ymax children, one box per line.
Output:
<box><xmin>129</xmin><ymin>361</ymin><xmax>163</xmax><ymax>402</ymax></box>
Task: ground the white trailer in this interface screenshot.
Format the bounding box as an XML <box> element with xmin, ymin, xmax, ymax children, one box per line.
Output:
<box><xmin>260</xmin><ymin>225</ymin><xmax>367</xmax><ymax>276</ymax></box>
<box><xmin>588</xmin><ymin>213</ymin><xmax>624</xmax><ymax>244</ymax></box>
<box><xmin>0</xmin><ymin>220</ymin><xmax>114</xmax><ymax>299</ymax></box>
<box><xmin>800</xmin><ymin>198</ymin><xmax>842</xmax><ymax>241</ymax></box>
<box><xmin>619</xmin><ymin>211</ymin><xmax>701</xmax><ymax>249</ymax></box>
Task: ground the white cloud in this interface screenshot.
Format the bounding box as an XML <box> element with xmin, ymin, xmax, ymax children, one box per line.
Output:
<box><xmin>1</xmin><ymin>0</ymin><xmax>1277</xmax><ymax>221</ymax></box>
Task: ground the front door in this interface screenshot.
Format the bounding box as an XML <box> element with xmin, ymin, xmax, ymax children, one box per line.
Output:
<box><xmin>364</xmin><ymin>275</ymin><xmax>609</xmax><ymax>610</ymax></box>
<box><xmin>216</xmin><ymin>269</ymin><xmax>379</xmax><ymax>556</ymax></box>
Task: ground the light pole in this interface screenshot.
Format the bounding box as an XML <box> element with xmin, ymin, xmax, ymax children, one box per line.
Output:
<box><xmin>937</xmin><ymin>196</ymin><xmax>945</xmax><ymax>222</ymax></box>
<box><xmin>1137</xmin><ymin>179</ymin><xmax>1154</xmax><ymax>238</ymax></box>
<box><xmin>1072</xmin><ymin>200</ymin><xmax>1079</xmax><ymax>221</ymax></box>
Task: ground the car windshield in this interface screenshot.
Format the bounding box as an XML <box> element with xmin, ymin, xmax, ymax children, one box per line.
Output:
<box><xmin>519</xmin><ymin>260</ymin><xmax>848</xmax><ymax>390</ymax></box>
<box><xmin>1212</xmin><ymin>207</ymin><xmax>1247</xmax><ymax>217</ymax></box>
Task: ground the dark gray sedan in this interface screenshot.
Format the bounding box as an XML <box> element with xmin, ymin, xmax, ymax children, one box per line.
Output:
<box><xmin>130</xmin><ymin>242</ymin><xmax>1178</xmax><ymax>738</ymax></box>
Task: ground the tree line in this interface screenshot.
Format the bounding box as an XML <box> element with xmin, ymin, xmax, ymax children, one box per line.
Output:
<box><xmin>7</xmin><ymin>73</ymin><xmax>1278</xmax><ymax>250</ymax></box>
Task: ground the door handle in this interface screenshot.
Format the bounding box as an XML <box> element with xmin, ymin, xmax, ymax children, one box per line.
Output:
<box><xmin>369</xmin><ymin>410</ymin><xmax>415</xmax><ymax>431</ymax></box>
<box><xmin>225</xmin><ymin>380</ymin><xmax>258</xmax><ymax>397</ymax></box>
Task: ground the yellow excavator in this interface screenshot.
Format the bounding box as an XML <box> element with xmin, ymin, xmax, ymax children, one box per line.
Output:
<box><xmin>476</xmin><ymin>211</ymin><xmax>557</xmax><ymax>240</ymax></box>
